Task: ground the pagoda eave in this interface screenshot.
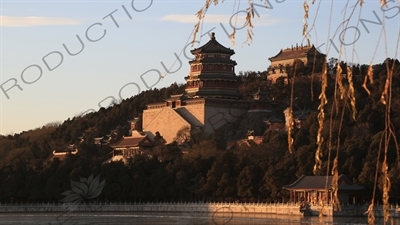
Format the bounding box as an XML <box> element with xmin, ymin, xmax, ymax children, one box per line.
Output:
<box><xmin>190</xmin><ymin>49</ymin><xmax>234</xmax><ymax>55</ymax></box>
<box><xmin>188</xmin><ymin>59</ymin><xmax>237</xmax><ymax>65</ymax></box>
<box><xmin>197</xmin><ymin>74</ymin><xmax>238</xmax><ymax>80</ymax></box>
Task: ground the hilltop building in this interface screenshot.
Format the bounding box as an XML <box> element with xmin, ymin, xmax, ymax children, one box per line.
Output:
<box><xmin>43</xmin><ymin>144</ymin><xmax>78</xmax><ymax>165</ymax></box>
<box><xmin>267</xmin><ymin>44</ymin><xmax>325</xmax><ymax>83</ymax></box>
<box><xmin>248</xmin><ymin>87</ymin><xmax>274</xmax><ymax>113</ymax></box>
<box><xmin>94</xmin><ymin>135</ymin><xmax>113</xmax><ymax>146</ymax></box>
<box><xmin>110</xmin><ymin>118</ymin><xmax>153</xmax><ymax>163</ymax></box>
<box><xmin>141</xmin><ymin>35</ymin><xmax>321</xmax><ymax>144</ymax></box>
<box><xmin>142</xmin><ymin>33</ymin><xmax>251</xmax><ymax>143</ymax></box>
<box><xmin>284</xmin><ymin>108</ymin><xmax>315</xmax><ymax>130</ymax></box>
<box><xmin>226</xmin><ymin>130</ymin><xmax>264</xmax><ymax>150</ymax></box>
<box><xmin>264</xmin><ymin>115</ymin><xmax>286</xmax><ymax>132</ymax></box>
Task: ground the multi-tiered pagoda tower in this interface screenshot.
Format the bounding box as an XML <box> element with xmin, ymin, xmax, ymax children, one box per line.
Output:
<box><xmin>184</xmin><ymin>32</ymin><xmax>242</xmax><ymax>99</ymax></box>
<box><xmin>142</xmin><ymin>33</ymin><xmax>248</xmax><ymax>143</ymax></box>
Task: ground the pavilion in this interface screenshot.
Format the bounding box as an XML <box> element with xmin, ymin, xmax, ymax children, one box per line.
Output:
<box><xmin>283</xmin><ymin>174</ymin><xmax>364</xmax><ymax>205</ymax></box>
<box><xmin>110</xmin><ymin>118</ymin><xmax>153</xmax><ymax>161</ymax></box>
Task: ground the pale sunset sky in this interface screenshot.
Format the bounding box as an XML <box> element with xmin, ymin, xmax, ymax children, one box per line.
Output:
<box><xmin>1</xmin><ymin>0</ymin><xmax>399</xmax><ymax>135</ymax></box>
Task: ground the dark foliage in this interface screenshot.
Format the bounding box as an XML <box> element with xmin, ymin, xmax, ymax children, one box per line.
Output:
<box><xmin>1</xmin><ymin>59</ymin><xmax>400</xmax><ymax>204</ymax></box>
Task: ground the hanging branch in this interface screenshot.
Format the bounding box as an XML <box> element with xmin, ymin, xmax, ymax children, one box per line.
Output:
<box><xmin>365</xmin><ymin>132</ymin><xmax>384</xmax><ymax>225</ymax></box>
<box><xmin>244</xmin><ymin>3</ymin><xmax>255</xmax><ymax>45</ymax></box>
<box><xmin>381</xmin><ymin>60</ymin><xmax>394</xmax><ymax>223</ymax></box>
<box><xmin>346</xmin><ymin>66</ymin><xmax>357</xmax><ymax>120</ymax></box>
<box><xmin>302</xmin><ymin>0</ymin><xmax>311</xmax><ymax>46</ymax></box>
<box><xmin>362</xmin><ymin>64</ymin><xmax>374</xmax><ymax>95</ymax></box>
<box><xmin>314</xmin><ymin>60</ymin><xmax>328</xmax><ymax>174</ymax></box>
<box><xmin>192</xmin><ymin>0</ymin><xmax>221</xmax><ymax>46</ymax></box>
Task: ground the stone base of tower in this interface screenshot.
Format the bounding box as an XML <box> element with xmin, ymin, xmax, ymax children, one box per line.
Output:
<box><xmin>142</xmin><ymin>98</ymin><xmax>248</xmax><ymax>144</ymax></box>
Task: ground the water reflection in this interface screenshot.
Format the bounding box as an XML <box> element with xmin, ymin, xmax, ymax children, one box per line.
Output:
<box><xmin>0</xmin><ymin>212</ymin><xmax>398</xmax><ymax>225</ymax></box>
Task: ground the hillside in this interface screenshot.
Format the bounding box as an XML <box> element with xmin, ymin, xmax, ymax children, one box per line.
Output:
<box><xmin>1</xmin><ymin>58</ymin><xmax>400</xmax><ymax>203</ymax></box>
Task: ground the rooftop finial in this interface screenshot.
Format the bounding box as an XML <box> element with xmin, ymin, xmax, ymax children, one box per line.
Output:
<box><xmin>211</xmin><ymin>32</ymin><xmax>215</xmax><ymax>40</ymax></box>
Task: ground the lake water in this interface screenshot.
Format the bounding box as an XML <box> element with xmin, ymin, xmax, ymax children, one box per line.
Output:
<box><xmin>0</xmin><ymin>212</ymin><xmax>399</xmax><ymax>225</ymax></box>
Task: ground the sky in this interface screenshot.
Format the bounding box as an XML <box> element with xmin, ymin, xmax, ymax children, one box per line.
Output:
<box><xmin>0</xmin><ymin>0</ymin><xmax>399</xmax><ymax>135</ymax></box>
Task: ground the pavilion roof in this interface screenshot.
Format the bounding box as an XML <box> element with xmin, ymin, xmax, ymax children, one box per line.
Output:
<box><xmin>249</xmin><ymin>87</ymin><xmax>269</xmax><ymax>96</ymax></box>
<box><xmin>226</xmin><ymin>136</ymin><xmax>263</xmax><ymax>150</ymax></box>
<box><xmin>166</xmin><ymin>94</ymin><xmax>185</xmax><ymax>102</ymax></box>
<box><xmin>248</xmin><ymin>87</ymin><xmax>271</xmax><ymax>101</ymax></box>
<box><xmin>264</xmin><ymin>114</ymin><xmax>284</xmax><ymax>123</ymax></box>
<box><xmin>283</xmin><ymin>174</ymin><xmax>364</xmax><ymax>191</ymax></box>
<box><xmin>112</xmin><ymin>135</ymin><xmax>153</xmax><ymax>148</ymax></box>
<box><xmin>191</xmin><ymin>32</ymin><xmax>235</xmax><ymax>55</ymax></box>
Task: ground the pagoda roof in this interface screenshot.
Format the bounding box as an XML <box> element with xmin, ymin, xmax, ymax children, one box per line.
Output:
<box><xmin>196</xmin><ymin>73</ymin><xmax>239</xmax><ymax>81</ymax></box>
<box><xmin>283</xmin><ymin>174</ymin><xmax>364</xmax><ymax>191</ymax></box>
<box><xmin>191</xmin><ymin>32</ymin><xmax>235</xmax><ymax>55</ymax></box>
<box><xmin>269</xmin><ymin>45</ymin><xmax>325</xmax><ymax>62</ymax></box>
<box><xmin>194</xmin><ymin>89</ymin><xmax>242</xmax><ymax>98</ymax></box>
<box><xmin>185</xmin><ymin>75</ymin><xmax>238</xmax><ymax>82</ymax></box>
<box><xmin>189</xmin><ymin>57</ymin><xmax>237</xmax><ymax>65</ymax></box>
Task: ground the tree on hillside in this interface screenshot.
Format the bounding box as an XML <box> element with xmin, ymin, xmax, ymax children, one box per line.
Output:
<box><xmin>286</xmin><ymin>59</ymin><xmax>306</xmax><ymax>78</ymax></box>
<box><xmin>152</xmin><ymin>131</ymin><xmax>165</xmax><ymax>146</ymax></box>
<box><xmin>175</xmin><ymin>126</ymin><xmax>192</xmax><ymax>147</ymax></box>
<box><xmin>236</xmin><ymin>165</ymin><xmax>262</xmax><ymax>201</ymax></box>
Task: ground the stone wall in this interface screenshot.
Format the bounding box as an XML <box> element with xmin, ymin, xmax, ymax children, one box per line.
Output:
<box><xmin>176</xmin><ymin>103</ymin><xmax>205</xmax><ymax>127</ymax></box>
<box><xmin>0</xmin><ymin>202</ymin><xmax>313</xmax><ymax>216</ymax></box>
<box><xmin>142</xmin><ymin>107</ymin><xmax>191</xmax><ymax>143</ymax></box>
<box><xmin>143</xmin><ymin>100</ymin><xmax>248</xmax><ymax>144</ymax></box>
<box><xmin>270</xmin><ymin>57</ymin><xmax>307</xmax><ymax>68</ymax></box>
<box><xmin>1</xmin><ymin>202</ymin><xmax>399</xmax><ymax>218</ymax></box>
<box><xmin>204</xmin><ymin>104</ymin><xmax>248</xmax><ymax>135</ymax></box>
